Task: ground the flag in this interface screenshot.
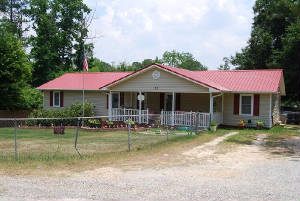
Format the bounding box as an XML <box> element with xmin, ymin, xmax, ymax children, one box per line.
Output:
<box><xmin>83</xmin><ymin>51</ymin><xmax>88</xmax><ymax>71</ymax></box>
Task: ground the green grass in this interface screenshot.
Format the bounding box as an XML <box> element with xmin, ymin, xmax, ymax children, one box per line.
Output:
<box><xmin>224</xmin><ymin>126</ymin><xmax>300</xmax><ymax>145</ymax></box>
<box><xmin>0</xmin><ymin>127</ymin><xmax>230</xmax><ymax>173</ymax></box>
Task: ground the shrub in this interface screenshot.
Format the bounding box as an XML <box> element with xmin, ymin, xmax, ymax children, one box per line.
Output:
<box><xmin>210</xmin><ymin>121</ymin><xmax>217</xmax><ymax>126</ymax></box>
<box><xmin>27</xmin><ymin>101</ymin><xmax>94</xmax><ymax>126</ymax></box>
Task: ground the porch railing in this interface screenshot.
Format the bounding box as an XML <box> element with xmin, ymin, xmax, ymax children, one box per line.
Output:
<box><xmin>111</xmin><ymin>108</ymin><xmax>149</xmax><ymax>124</ymax></box>
<box><xmin>161</xmin><ymin>110</ymin><xmax>210</xmax><ymax>128</ymax></box>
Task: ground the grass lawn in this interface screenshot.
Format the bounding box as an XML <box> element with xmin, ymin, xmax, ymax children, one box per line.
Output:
<box><xmin>223</xmin><ymin>125</ymin><xmax>300</xmax><ymax>145</ymax></box>
<box><xmin>0</xmin><ymin>127</ymin><xmax>229</xmax><ymax>174</ymax></box>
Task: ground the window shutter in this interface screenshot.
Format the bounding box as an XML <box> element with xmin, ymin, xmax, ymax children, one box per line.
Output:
<box><xmin>233</xmin><ymin>94</ymin><xmax>240</xmax><ymax>115</ymax></box>
<box><xmin>106</xmin><ymin>94</ymin><xmax>108</xmax><ymax>109</ymax></box>
<box><xmin>50</xmin><ymin>91</ymin><xmax>53</xmax><ymax>106</ymax></box>
<box><xmin>253</xmin><ymin>94</ymin><xmax>260</xmax><ymax>116</ymax></box>
<box><xmin>120</xmin><ymin>92</ymin><xmax>124</xmax><ymax>107</ymax></box>
<box><xmin>175</xmin><ymin>93</ymin><xmax>181</xmax><ymax>110</ymax></box>
<box><xmin>60</xmin><ymin>91</ymin><xmax>64</xmax><ymax>107</ymax></box>
<box><xmin>160</xmin><ymin>93</ymin><xmax>164</xmax><ymax>110</ymax></box>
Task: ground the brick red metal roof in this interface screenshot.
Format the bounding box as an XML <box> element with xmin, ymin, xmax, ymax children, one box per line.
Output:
<box><xmin>192</xmin><ymin>69</ymin><xmax>283</xmax><ymax>93</ymax></box>
<box><xmin>36</xmin><ymin>72</ymin><xmax>132</xmax><ymax>90</ymax></box>
<box><xmin>37</xmin><ymin>63</ymin><xmax>283</xmax><ymax>93</ymax></box>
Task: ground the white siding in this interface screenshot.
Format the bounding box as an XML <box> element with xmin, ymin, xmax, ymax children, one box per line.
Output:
<box><xmin>43</xmin><ymin>91</ymin><xmax>108</xmax><ymax>116</ymax></box>
<box><xmin>110</xmin><ymin>68</ymin><xmax>209</xmax><ymax>93</ymax></box>
<box><xmin>223</xmin><ymin>93</ymin><xmax>272</xmax><ymax>128</ymax></box>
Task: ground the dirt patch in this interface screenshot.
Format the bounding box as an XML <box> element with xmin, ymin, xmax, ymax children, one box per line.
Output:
<box><xmin>182</xmin><ymin>132</ymin><xmax>238</xmax><ymax>159</ymax></box>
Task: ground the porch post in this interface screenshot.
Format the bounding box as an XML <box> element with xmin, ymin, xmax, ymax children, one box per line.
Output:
<box><xmin>108</xmin><ymin>91</ymin><xmax>112</xmax><ymax>121</ymax></box>
<box><xmin>138</xmin><ymin>91</ymin><xmax>142</xmax><ymax>124</ymax></box>
<box><xmin>209</xmin><ymin>93</ymin><xmax>213</xmax><ymax>123</ymax></box>
<box><xmin>221</xmin><ymin>93</ymin><xmax>224</xmax><ymax>124</ymax></box>
<box><xmin>172</xmin><ymin>91</ymin><xmax>175</xmax><ymax>126</ymax></box>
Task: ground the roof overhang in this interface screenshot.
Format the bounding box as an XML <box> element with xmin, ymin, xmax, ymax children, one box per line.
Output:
<box><xmin>100</xmin><ymin>64</ymin><xmax>221</xmax><ymax>92</ymax></box>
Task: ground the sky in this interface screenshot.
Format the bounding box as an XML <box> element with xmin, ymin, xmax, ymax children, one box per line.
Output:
<box><xmin>84</xmin><ymin>0</ymin><xmax>255</xmax><ymax>70</ymax></box>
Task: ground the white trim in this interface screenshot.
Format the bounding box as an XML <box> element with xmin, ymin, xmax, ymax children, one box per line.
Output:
<box><xmin>111</xmin><ymin>92</ymin><xmax>120</xmax><ymax>109</ymax></box>
<box><xmin>108</xmin><ymin>92</ymin><xmax>112</xmax><ymax>121</ymax></box>
<box><xmin>269</xmin><ymin>94</ymin><xmax>272</xmax><ymax>127</ymax></box>
<box><xmin>53</xmin><ymin>91</ymin><xmax>60</xmax><ymax>107</ymax></box>
<box><xmin>231</xmin><ymin>91</ymin><xmax>278</xmax><ymax>94</ymax></box>
<box><xmin>103</xmin><ymin>64</ymin><xmax>220</xmax><ymax>92</ymax></box>
<box><xmin>239</xmin><ymin>94</ymin><xmax>254</xmax><ymax>116</ymax></box>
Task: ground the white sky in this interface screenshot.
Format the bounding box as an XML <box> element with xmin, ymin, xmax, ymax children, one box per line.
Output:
<box><xmin>84</xmin><ymin>0</ymin><xmax>255</xmax><ymax>69</ymax></box>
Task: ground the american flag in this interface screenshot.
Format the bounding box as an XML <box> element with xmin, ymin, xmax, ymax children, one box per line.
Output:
<box><xmin>83</xmin><ymin>51</ymin><xmax>88</xmax><ymax>71</ymax></box>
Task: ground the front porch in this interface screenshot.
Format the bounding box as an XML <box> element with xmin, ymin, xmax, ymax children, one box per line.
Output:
<box><xmin>108</xmin><ymin>91</ymin><xmax>223</xmax><ymax>129</ymax></box>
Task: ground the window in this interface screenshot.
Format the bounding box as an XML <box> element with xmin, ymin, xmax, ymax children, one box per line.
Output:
<box><xmin>53</xmin><ymin>92</ymin><xmax>60</xmax><ymax>107</ymax></box>
<box><xmin>112</xmin><ymin>92</ymin><xmax>120</xmax><ymax>108</ymax></box>
<box><xmin>240</xmin><ymin>95</ymin><xmax>253</xmax><ymax>115</ymax></box>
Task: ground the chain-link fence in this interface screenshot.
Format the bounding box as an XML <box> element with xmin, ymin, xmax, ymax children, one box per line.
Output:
<box><xmin>0</xmin><ymin>115</ymin><xmax>196</xmax><ymax>161</ymax></box>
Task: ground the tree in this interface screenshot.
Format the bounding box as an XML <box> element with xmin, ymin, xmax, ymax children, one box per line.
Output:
<box><xmin>0</xmin><ymin>0</ymin><xmax>29</xmax><ymax>39</ymax></box>
<box><xmin>29</xmin><ymin>0</ymin><xmax>91</xmax><ymax>86</ymax></box>
<box><xmin>218</xmin><ymin>57</ymin><xmax>231</xmax><ymax>70</ymax></box>
<box><xmin>0</xmin><ymin>22</ymin><xmax>32</xmax><ymax>109</ymax></box>
<box><xmin>162</xmin><ymin>50</ymin><xmax>207</xmax><ymax>70</ymax></box>
<box><xmin>228</xmin><ymin>0</ymin><xmax>299</xmax><ymax>103</ymax></box>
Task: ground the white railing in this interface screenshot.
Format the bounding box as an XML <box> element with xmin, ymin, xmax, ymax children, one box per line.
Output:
<box><xmin>212</xmin><ymin>112</ymin><xmax>222</xmax><ymax>125</ymax></box>
<box><xmin>161</xmin><ymin>110</ymin><xmax>210</xmax><ymax>128</ymax></box>
<box><xmin>111</xmin><ymin>108</ymin><xmax>149</xmax><ymax>124</ymax></box>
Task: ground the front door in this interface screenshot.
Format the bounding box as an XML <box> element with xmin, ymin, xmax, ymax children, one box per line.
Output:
<box><xmin>166</xmin><ymin>94</ymin><xmax>173</xmax><ymax>111</ymax></box>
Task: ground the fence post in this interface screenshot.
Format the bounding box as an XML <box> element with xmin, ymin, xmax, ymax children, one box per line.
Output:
<box><xmin>14</xmin><ymin>119</ymin><xmax>18</xmax><ymax>160</ymax></box>
<box><xmin>166</xmin><ymin>126</ymin><xmax>169</xmax><ymax>141</ymax></box>
<box><xmin>195</xmin><ymin>113</ymin><xmax>198</xmax><ymax>134</ymax></box>
<box><xmin>74</xmin><ymin>118</ymin><xmax>82</xmax><ymax>158</ymax></box>
<box><xmin>128</xmin><ymin>123</ymin><xmax>131</xmax><ymax>152</ymax></box>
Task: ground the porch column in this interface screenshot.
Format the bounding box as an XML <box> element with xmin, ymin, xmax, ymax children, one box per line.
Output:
<box><xmin>108</xmin><ymin>91</ymin><xmax>112</xmax><ymax>121</ymax></box>
<box><xmin>138</xmin><ymin>91</ymin><xmax>142</xmax><ymax>124</ymax></box>
<box><xmin>209</xmin><ymin>93</ymin><xmax>213</xmax><ymax>122</ymax></box>
<box><xmin>171</xmin><ymin>91</ymin><xmax>175</xmax><ymax>126</ymax></box>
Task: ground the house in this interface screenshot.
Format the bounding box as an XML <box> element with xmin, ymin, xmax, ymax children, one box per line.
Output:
<box><xmin>37</xmin><ymin>63</ymin><xmax>285</xmax><ymax>128</ymax></box>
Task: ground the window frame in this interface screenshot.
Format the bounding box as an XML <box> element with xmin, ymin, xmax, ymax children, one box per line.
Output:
<box><xmin>53</xmin><ymin>91</ymin><xmax>60</xmax><ymax>107</ymax></box>
<box><xmin>112</xmin><ymin>92</ymin><xmax>120</xmax><ymax>109</ymax></box>
<box><xmin>239</xmin><ymin>94</ymin><xmax>253</xmax><ymax>116</ymax></box>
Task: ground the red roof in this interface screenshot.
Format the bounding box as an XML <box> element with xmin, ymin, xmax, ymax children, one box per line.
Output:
<box><xmin>37</xmin><ymin>63</ymin><xmax>283</xmax><ymax>93</ymax></box>
<box><xmin>36</xmin><ymin>72</ymin><xmax>131</xmax><ymax>90</ymax></box>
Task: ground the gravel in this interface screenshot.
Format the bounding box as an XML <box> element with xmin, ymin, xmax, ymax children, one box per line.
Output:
<box><xmin>0</xmin><ymin>136</ymin><xmax>299</xmax><ymax>201</ymax></box>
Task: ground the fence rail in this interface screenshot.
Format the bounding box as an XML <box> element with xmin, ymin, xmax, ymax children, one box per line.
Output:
<box><xmin>160</xmin><ymin>110</ymin><xmax>210</xmax><ymax>128</ymax></box>
<box><xmin>111</xmin><ymin>108</ymin><xmax>149</xmax><ymax>123</ymax></box>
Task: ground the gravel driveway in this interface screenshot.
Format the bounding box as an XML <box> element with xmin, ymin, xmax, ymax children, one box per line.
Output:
<box><xmin>0</xmin><ymin>134</ymin><xmax>299</xmax><ymax>201</ymax></box>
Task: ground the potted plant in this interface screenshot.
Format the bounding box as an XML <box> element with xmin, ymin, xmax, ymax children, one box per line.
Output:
<box><xmin>238</xmin><ymin>120</ymin><xmax>245</xmax><ymax>129</ymax></box>
<box><xmin>256</xmin><ymin>121</ymin><xmax>264</xmax><ymax>130</ymax></box>
<box><xmin>100</xmin><ymin>118</ymin><xmax>107</xmax><ymax>128</ymax></box>
<box><xmin>107</xmin><ymin>121</ymin><xmax>114</xmax><ymax>128</ymax></box>
<box><xmin>210</xmin><ymin>121</ymin><xmax>217</xmax><ymax>132</ymax></box>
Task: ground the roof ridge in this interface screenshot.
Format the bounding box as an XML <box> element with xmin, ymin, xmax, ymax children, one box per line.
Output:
<box><xmin>66</xmin><ymin>71</ymin><xmax>133</xmax><ymax>74</ymax></box>
<box><xmin>194</xmin><ymin>69</ymin><xmax>283</xmax><ymax>72</ymax></box>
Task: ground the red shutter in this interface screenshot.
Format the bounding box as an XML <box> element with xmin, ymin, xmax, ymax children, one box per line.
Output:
<box><xmin>106</xmin><ymin>94</ymin><xmax>108</xmax><ymax>109</ymax></box>
<box><xmin>120</xmin><ymin>92</ymin><xmax>124</xmax><ymax>107</ymax></box>
<box><xmin>253</xmin><ymin>94</ymin><xmax>260</xmax><ymax>116</ymax></box>
<box><xmin>233</xmin><ymin>94</ymin><xmax>240</xmax><ymax>115</ymax></box>
<box><xmin>175</xmin><ymin>93</ymin><xmax>181</xmax><ymax>111</ymax></box>
<box><xmin>50</xmin><ymin>91</ymin><xmax>53</xmax><ymax>106</ymax></box>
<box><xmin>60</xmin><ymin>91</ymin><xmax>64</xmax><ymax>107</ymax></box>
<box><xmin>160</xmin><ymin>93</ymin><xmax>164</xmax><ymax>110</ymax></box>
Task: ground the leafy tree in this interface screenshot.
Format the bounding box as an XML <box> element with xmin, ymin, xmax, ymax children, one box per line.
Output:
<box><xmin>218</xmin><ymin>57</ymin><xmax>231</xmax><ymax>70</ymax></box>
<box><xmin>0</xmin><ymin>0</ymin><xmax>29</xmax><ymax>39</ymax></box>
<box><xmin>228</xmin><ymin>0</ymin><xmax>299</xmax><ymax>103</ymax></box>
<box><xmin>0</xmin><ymin>22</ymin><xmax>32</xmax><ymax>109</ymax></box>
<box><xmin>29</xmin><ymin>0</ymin><xmax>91</xmax><ymax>86</ymax></box>
<box><xmin>89</xmin><ymin>58</ymin><xmax>116</xmax><ymax>72</ymax></box>
<box><xmin>162</xmin><ymin>50</ymin><xmax>207</xmax><ymax>70</ymax></box>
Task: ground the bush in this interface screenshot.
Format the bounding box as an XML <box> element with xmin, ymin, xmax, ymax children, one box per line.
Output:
<box><xmin>27</xmin><ymin>101</ymin><xmax>94</xmax><ymax>126</ymax></box>
<box><xmin>210</xmin><ymin>121</ymin><xmax>217</xmax><ymax>126</ymax></box>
